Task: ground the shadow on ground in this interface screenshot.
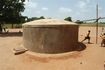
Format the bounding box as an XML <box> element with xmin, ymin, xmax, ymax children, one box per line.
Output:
<box><xmin>73</xmin><ymin>42</ymin><xmax>86</xmax><ymax>51</ymax></box>
<box><xmin>22</xmin><ymin>42</ymin><xmax>86</xmax><ymax>62</ymax></box>
<box><xmin>82</xmin><ymin>42</ymin><xmax>94</xmax><ymax>44</ymax></box>
<box><xmin>0</xmin><ymin>32</ymin><xmax>22</xmax><ymax>37</ymax></box>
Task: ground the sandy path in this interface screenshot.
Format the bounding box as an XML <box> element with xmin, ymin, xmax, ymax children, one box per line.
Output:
<box><xmin>0</xmin><ymin>27</ymin><xmax>105</xmax><ymax>70</ymax></box>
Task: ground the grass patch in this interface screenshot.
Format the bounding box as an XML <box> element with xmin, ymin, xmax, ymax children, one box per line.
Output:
<box><xmin>79</xmin><ymin>23</ymin><xmax>105</xmax><ymax>27</ymax></box>
<box><xmin>4</xmin><ymin>24</ymin><xmax>22</xmax><ymax>28</ymax></box>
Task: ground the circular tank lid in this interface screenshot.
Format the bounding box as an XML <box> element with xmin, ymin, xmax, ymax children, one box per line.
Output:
<box><xmin>23</xmin><ymin>19</ymin><xmax>78</xmax><ymax>27</ymax></box>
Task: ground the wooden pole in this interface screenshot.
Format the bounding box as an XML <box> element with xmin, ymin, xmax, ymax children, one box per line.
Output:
<box><xmin>96</xmin><ymin>4</ymin><xmax>98</xmax><ymax>44</ymax></box>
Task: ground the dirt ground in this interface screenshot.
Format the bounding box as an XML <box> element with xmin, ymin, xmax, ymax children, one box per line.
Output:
<box><xmin>0</xmin><ymin>27</ymin><xmax>105</xmax><ymax>70</ymax></box>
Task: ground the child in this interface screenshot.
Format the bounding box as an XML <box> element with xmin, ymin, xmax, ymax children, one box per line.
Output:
<box><xmin>100</xmin><ymin>33</ymin><xmax>105</xmax><ymax>47</ymax></box>
<box><xmin>81</xmin><ymin>30</ymin><xmax>91</xmax><ymax>44</ymax></box>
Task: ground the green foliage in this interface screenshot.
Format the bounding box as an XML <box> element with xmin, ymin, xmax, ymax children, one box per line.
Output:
<box><xmin>0</xmin><ymin>0</ymin><xmax>26</xmax><ymax>32</ymax></box>
<box><xmin>39</xmin><ymin>16</ymin><xmax>45</xmax><ymax>19</ymax></box>
<box><xmin>27</xmin><ymin>16</ymin><xmax>45</xmax><ymax>22</ymax></box>
<box><xmin>0</xmin><ymin>0</ymin><xmax>26</xmax><ymax>23</ymax></box>
<box><xmin>64</xmin><ymin>17</ymin><xmax>72</xmax><ymax>22</ymax></box>
<box><xmin>78</xmin><ymin>22</ymin><xmax>105</xmax><ymax>27</ymax></box>
<box><xmin>7</xmin><ymin>24</ymin><xmax>22</xmax><ymax>28</ymax></box>
<box><xmin>75</xmin><ymin>20</ymin><xmax>83</xmax><ymax>24</ymax></box>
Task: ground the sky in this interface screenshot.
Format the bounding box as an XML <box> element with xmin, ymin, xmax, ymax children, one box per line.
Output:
<box><xmin>22</xmin><ymin>0</ymin><xmax>105</xmax><ymax>21</ymax></box>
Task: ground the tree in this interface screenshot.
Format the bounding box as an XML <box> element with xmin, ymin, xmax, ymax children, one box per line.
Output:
<box><xmin>0</xmin><ymin>0</ymin><xmax>26</xmax><ymax>33</ymax></box>
<box><xmin>27</xmin><ymin>16</ymin><xmax>45</xmax><ymax>22</ymax></box>
<box><xmin>39</xmin><ymin>16</ymin><xmax>45</xmax><ymax>19</ymax></box>
<box><xmin>64</xmin><ymin>17</ymin><xmax>72</xmax><ymax>22</ymax></box>
<box><xmin>75</xmin><ymin>20</ymin><xmax>83</xmax><ymax>24</ymax></box>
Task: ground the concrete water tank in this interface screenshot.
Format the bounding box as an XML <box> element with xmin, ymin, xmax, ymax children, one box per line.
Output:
<box><xmin>23</xmin><ymin>19</ymin><xmax>79</xmax><ymax>54</ymax></box>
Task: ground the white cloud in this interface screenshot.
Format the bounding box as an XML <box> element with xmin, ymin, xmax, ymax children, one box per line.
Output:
<box><xmin>78</xmin><ymin>1</ymin><xmax>87</xmax><ymax>9</ymax></box>
<box><xmin>59</xmin><ymin>7</ymin><xmax>72</xmax><ymax>13</ymax></box>
<box><xmin>98</xmin><ymin>6</ymin><xmax>102</xmax><ymax>10</ymax></box>
<box><xmin>36</xmin><ymin>11</ymin><xmax>41</xmax><ymax>14</ymax></box>
<box><xmin>77</xmin><ymin>0</ymin><xmax>94</xmax><ymax>9</ymax></box>
<box><xmin>24</xmin><ymin>1</ymin><xmax>38</xmax><ymax>8</ymax></box>
<box><xmin>79</xmin><ymin>0</ymin><xmax>91</xmax><ymax>3</ymax></box>
<box><xmin>86</xmin><ymin>0</ymin><xmax>90</xmax><ymax>3</ymax></box>
<box><xmin>42</xmin><ymin>7</ymin><xmax>48</xmax><ymax>11</ymax></box>
<box><xmin>77</xmin><ymin>0</ymin><xmax>93</xmax><ymax>13</ymax></box>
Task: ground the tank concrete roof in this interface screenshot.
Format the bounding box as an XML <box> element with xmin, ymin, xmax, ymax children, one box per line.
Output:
<box><xmin>23</xmin><ymin>19</ymin><xmax>78</xmax><ymax>27</ymax></box>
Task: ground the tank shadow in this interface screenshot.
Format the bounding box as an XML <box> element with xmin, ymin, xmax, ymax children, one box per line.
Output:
<box><xmin>73</xmin><ymin>42</ymin><xmax>86</xmax><ymax>51</ymax></box>
<box><xmin>47</xmin><ymin>42</ymin><xmax>87</xmax><ymax>54</ymax></box>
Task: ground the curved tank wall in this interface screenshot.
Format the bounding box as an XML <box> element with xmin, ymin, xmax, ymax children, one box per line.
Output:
<box><xmin>23</xmin><ymin>19</ymin><xmax>79</xmax><ymax>54</ymax></box>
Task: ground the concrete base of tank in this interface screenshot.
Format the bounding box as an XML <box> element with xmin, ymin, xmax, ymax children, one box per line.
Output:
<box><xmin>23</xmin><ymin>42</ymin><xmax>86</xmax><ymax>59</ymax></box>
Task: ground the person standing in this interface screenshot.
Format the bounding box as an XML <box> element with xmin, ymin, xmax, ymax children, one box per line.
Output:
<box><xmin>100</xmin><ymin>33</ymin><xmax>105</xmax><ymax>47</ymax></box>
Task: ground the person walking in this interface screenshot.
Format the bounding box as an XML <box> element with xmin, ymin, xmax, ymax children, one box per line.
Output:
<box><xmin>81</xmin><ymin>30</ymin><xmax>91</xmax><ymax>44</ymax></box>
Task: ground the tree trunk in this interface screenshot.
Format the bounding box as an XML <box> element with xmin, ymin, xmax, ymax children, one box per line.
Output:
<box><xmin>12</xmin><ymin>23</ymin><xmax>14</xmax><ymax>28</ymax></box>
<box><xmin>0</xmin><ymin>23</ymin><xmax>2</xmax><ymax>33</ymax></box>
